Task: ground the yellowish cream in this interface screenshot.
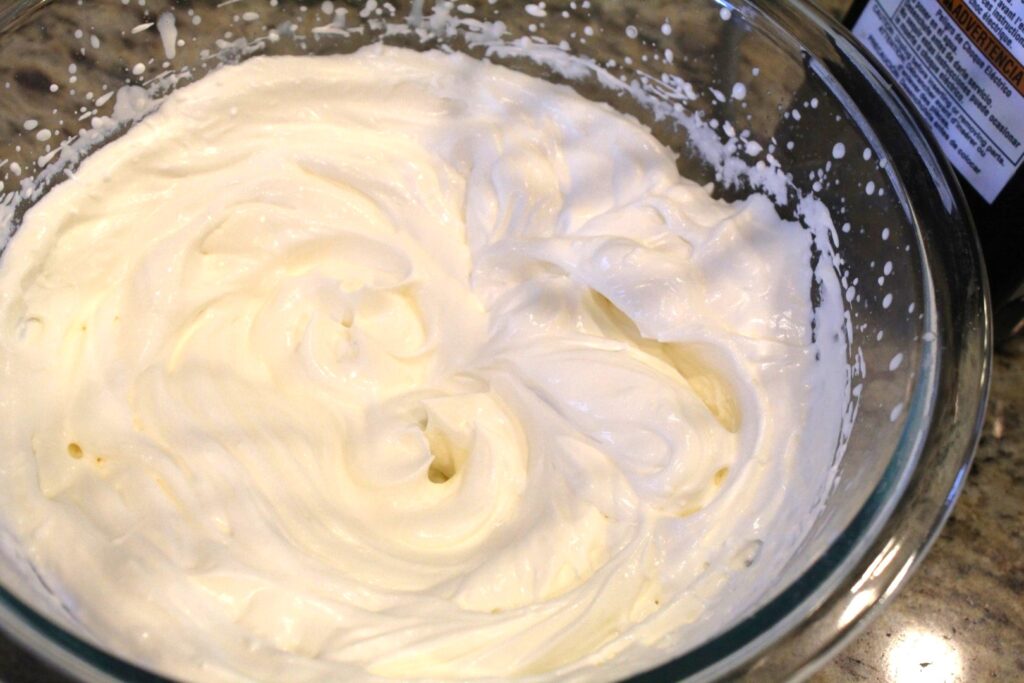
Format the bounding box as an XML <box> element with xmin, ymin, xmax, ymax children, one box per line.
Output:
<box><xmin>0</xmin><ymin>46</ymin><xmax>845</xmax><ymax>681</ymax></box>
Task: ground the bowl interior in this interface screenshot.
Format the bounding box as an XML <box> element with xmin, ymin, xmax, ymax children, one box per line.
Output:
<box><xmin>0</xmin><ymin>1</ymin><xmax>939</xmax><ymax>680</ymax></box>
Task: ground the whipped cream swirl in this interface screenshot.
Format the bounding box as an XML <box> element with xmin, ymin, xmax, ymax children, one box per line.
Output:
<box><xmin>0</xmin><ymin>46</ymin><xmax>845</xmax><ymax>681</ymax></box>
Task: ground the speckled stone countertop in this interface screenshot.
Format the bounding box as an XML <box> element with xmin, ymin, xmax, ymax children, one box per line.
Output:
<box><xmin>0</xmin><ymin>1</ymin><xmax>1021</xmax><ymax>682</ymax></box>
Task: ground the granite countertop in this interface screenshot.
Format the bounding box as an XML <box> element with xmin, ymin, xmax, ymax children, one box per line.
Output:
<box><xmin>0</xmin><ymin>1</ymin><xmax>1021</xmax><ymax>681</ymax></box>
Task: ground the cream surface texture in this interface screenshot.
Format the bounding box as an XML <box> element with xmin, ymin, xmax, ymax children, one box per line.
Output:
<box><xmin>0</xmin><ymin>46</ymin><xmax>846</xmax><ymax>681</ymax></box>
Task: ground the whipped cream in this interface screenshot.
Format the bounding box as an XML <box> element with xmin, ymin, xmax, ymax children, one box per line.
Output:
<box><xmin>0</xmin><ymin>46</ymin><xmax>846</xmax><ymax>680</ymax></box>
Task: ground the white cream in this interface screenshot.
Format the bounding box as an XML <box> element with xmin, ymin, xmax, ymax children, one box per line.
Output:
<box><xmin>0</xmin><ymin>46</ymin><xmax>846</xmax><ymax>681</ymax></box>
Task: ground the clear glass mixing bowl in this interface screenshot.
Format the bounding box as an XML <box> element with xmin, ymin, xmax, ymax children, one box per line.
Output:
<box><xmin>0</xmin><ymin>0</ymin><xmax>991</xmax><ymax>680</ymax></box>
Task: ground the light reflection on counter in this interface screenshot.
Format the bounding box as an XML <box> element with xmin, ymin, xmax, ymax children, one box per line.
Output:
<box><xmin>886</xmin><ymin>624</ymin><xmax>965</xmax><ymax>682</ymax></box>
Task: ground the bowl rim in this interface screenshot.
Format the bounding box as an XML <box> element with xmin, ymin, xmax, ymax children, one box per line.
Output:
<box><xmin>0</xmin><ymin>1</ymin><xmax>993</xmax><ymax>681</ymax></box>
<box><xmin>628</xmin><ymin>0</ymin><xmax>992</xmax><ymax>679</ymax></box>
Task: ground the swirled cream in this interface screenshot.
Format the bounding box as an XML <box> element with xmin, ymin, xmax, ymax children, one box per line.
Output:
<box><xmin>0</xmin><ymin>46</ymin><xmax>846</xmax><ymax>681</ymax></box>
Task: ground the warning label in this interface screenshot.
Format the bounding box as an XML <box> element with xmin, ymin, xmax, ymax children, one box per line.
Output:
<box><xmin>938</xmin><ymin>0</ymin><xmax>1024</xmax><ymax>96</ymax></box>
<box><xmin>854</xmin><ymin>0</ymin><xmax>1024</xmax><ymax>202</ymax></box>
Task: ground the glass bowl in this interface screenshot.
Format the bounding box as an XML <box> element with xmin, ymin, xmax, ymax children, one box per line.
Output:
<box><xmin>0</xmin><ymin>0</ymin><xmax>990</xmax><ymax>681</ymax></box>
